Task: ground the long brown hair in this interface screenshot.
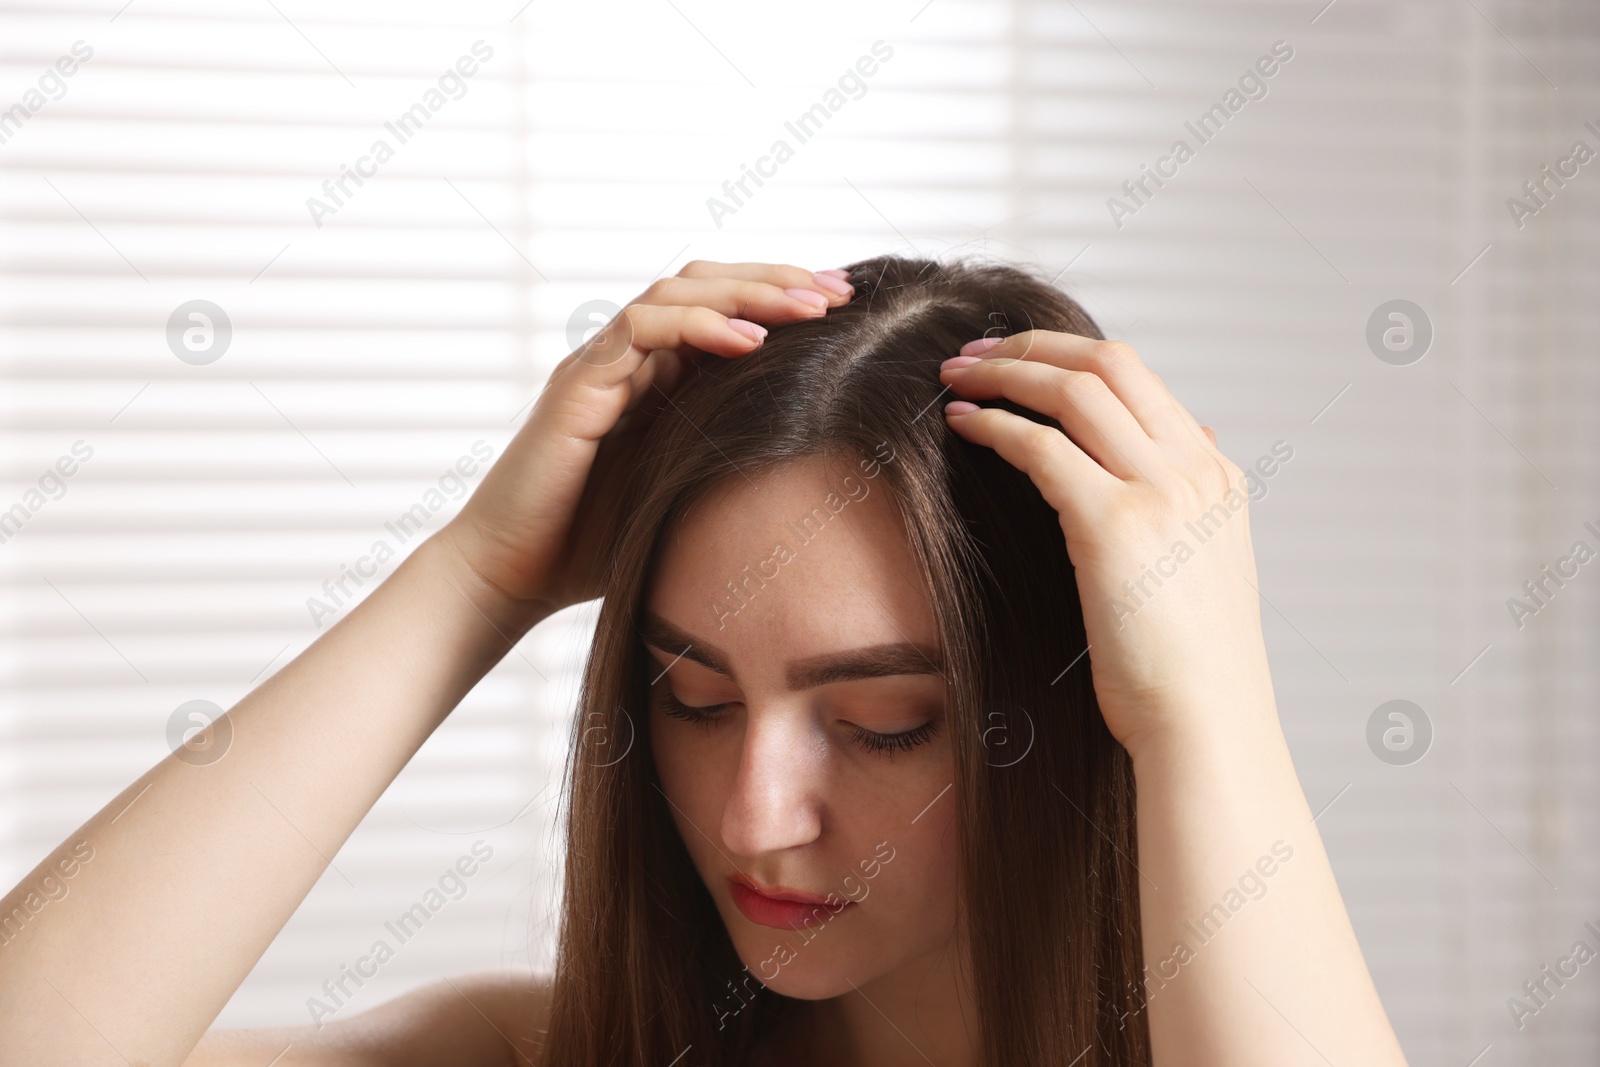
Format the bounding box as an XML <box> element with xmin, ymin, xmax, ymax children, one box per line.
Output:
<box><xmin>539</xmin><ymin>254</ymin><xmax>1150</xmax><ymax>1066</ymax></box>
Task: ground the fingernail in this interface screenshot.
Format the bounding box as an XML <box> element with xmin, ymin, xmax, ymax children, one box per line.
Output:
<box><xmin>728</xmin><ymin>318</ymin><xmax>768</xmax><ymax>342</ymax></box>
<box><xmin>946</xmin><ymin>401</ymin><xmax>980</xmax><ymax>416</ymax></box>
<box><xmin>817</xmin><ymin>268</ymin><xmax>850</xmax><ymax>279</ymax></box>
<box><xmin>811</xmin><ymin>272</ymin><xmax>853</xmax><ymax>296</ymax></box>
<box><xmin>959</xmin><ymin>337</ymin><xmax>1004</xmax><ymax>357</ymax></box>
<box><xmin>785</xmin><ymin>287</ymin><xmax>829</xmax><ymax>308</ymax></box>
<box><xmin>941</xmin><ymin>355</ymin><xmax>982</xmax><ymax>370</ymax></box>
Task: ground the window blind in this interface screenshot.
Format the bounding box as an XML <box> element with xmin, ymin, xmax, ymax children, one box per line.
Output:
<box><xmin>1</xmin><ymin>1</ymin><xmax>1596</xmax><ymax>1061</ymax></box>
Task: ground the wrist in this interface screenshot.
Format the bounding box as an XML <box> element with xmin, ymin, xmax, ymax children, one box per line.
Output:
<box><xmin>418</xmin><ymin>528</ymin><xmax>555</xmax><ymax>637</ymax></box>
<box><xmin>1112</xmin><ymin>683</ymin><xmax>1285</xmax><ymax>774</ymax></box>
<box><xmin>1122</xmin><ymin>698</ymin><xmax>1315</xmax><ymax>892</ymax></box>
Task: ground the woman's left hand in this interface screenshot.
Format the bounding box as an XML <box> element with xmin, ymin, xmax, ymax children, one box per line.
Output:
<box><xmin>939</xmin><ymin>331</ymin><xmax>1277</xmax><ymax>758</ymax></box>
<box><xmin>943</xmin><ymin>331</ymin><xmax>1411</xmax><ymax>1067</ymax></box>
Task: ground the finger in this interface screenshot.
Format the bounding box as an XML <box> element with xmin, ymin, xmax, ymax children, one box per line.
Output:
<box><xmin>939</xmin><ymin>357</ymin><xmax>1169</xmax><ymax>484</ymax></box>
<box><xmin>619</xmin><ymin>344</ymin><xmax>705</xmax><ymax>419</ymax></box>
<box><xmin>1155</xmin><ymin>376</ymin><xmax>1220</xmax><ymax>460</ymax></box>
<box><xmin>560</xmin><ymin>302</ymin><xmax>762</xmax><ymax>402</ymax></box>
<box><xmin>618</xmin><ymin>349</ymin><xmax>673</xmax><ymax>415</ymax></box>
<box><xmin>623</xmin><ymin>303</ymin><xmax>768</xmax><ymax>362</ymax></box>
<box><xmin>633</xmin><ymin>275</ymin><xmax>842</xmax><ymax>322</ymax></box>
<box><xmin>942</xmin><ymin>403</ymin><xmax>1118</xmax><ymax>535</ymax></box>
<box><xmin>958</xmin><ymin>332</ymin><xmax>1208</xmax><ymax>457</ymax></box>
<box><xmin>676</xmin><ymin>259</ymin><xmax>853</xmax><ymax>304</ymax></box>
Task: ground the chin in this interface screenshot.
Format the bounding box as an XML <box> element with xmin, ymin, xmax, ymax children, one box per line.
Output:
<box><xmin>724</xmin><ymin>921</ymin><xmax>886</xmax><ymax>1001</ymax></box>
<box><xmin>737</xmin><ymin>946</ymin><xmax>859</xmax><ymax>1001</ymax></box>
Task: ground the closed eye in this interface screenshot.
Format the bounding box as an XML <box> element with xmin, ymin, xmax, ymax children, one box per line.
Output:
<box><xmin>656</xmin><ymin>691</ymin><xmax>940</xmax><ymax>758</ymax></box>
<box><xmin>657</xmin><ymin>691</ymin><xmax>729</xmax><ymax>734</ymax></box>
<box><xmin>845</xmin><ymin>718</ymin><xmax>941</xmax><ymax>757</ymax></box>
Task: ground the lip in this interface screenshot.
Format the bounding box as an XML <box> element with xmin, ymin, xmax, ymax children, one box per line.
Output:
<box><xmin>728</xmin><ymin>874</ymin><xmax>854</xmax><ymax>930</ymax></box>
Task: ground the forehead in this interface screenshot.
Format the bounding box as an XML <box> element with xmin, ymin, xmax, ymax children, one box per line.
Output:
<box><xmin>644</xmin><ymin>456</ymin><xmax>937</xmax><ymax>670</ymax></box>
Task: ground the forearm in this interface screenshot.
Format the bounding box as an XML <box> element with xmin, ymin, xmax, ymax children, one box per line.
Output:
<box><xmin>1128</xmin><ymin>690</ymin><xmax>1407</xmax><ymax>1066</ymax></box>
<box><xmin>0</xmin><ymin>530</ymin><xmax>541</xmax><ymax>1067</ymax></box>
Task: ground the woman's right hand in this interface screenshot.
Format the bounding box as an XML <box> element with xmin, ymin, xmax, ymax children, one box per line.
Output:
<box><xmin>0</xmin><ymin>265</ymin><xmax>862</xmax><ymax>1067</ymax></box>
<box><xmin>437</xmin><ymin>261</ymin><xmax>854</xmax><ymax>618</ymax></box>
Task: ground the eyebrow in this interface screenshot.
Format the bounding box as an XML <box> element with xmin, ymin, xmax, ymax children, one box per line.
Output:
<box><xmin>639</xmin><ymin>611</ymin><xmax>944</xmax><ymax>691</ymax></box>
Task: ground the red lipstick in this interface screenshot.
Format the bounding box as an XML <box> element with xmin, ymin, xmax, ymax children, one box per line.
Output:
<box><xmin>728</xmin><ymin>873</ymin><xmax>854</xmax><ymax>931</ymax></box>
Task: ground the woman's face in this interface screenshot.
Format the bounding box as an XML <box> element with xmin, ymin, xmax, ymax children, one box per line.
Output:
<box><xmin>644</xmin><ymin>455</ymin><xmax>961</xmax><ymax>1003</ymax></box>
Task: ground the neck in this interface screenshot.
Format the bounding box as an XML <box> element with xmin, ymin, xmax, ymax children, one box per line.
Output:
<box><xmin>802</xmin><ymin>935</ymin><xmax>979</xmax><ymax>1067</ymax></box>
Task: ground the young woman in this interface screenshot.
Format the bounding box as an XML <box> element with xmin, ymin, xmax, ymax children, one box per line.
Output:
<box><xmin>0</xmin><ymin>255</ymin><xmax>1408</xmax><ymax>1066</ymax></box>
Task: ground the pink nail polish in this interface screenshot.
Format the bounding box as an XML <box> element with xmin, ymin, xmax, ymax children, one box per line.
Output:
<box><xmin>817</xmin><ymin>268</ymin><xmax>850</xmax><ymax>279</ymax></box>
<box><xmin>728</xmin><ymin>318</ymin><xmax>767</xmax><ymax>342</ymax></box>
<box><xmin>959</xmin><ymin>336</ymin><xmax>1004</xmax><ymax>357</ymax></box>
<box><xmin>941</xmin><ymin>355</ymin><xmax>982</xmax><ymax>370</ymax></box>
<box><xmin>946</xmin><ymin>401</ymin><xmax>980</xmax><ymax>416</ymax></box>
<box><xmin>785</xmin><ymin>287</ymin><xmax>829</xmax><ymax>308</ymax></box>
<box><xmin>811</xmin><ymin>272</ymin><xmax>853</xmax><ymax>295</ymax></box>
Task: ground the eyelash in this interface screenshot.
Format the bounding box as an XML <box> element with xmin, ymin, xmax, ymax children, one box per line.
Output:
<box><xmin>656</xmin><ymin>692</ymin><xmax>941</xmax><ymax>758</ymax></box>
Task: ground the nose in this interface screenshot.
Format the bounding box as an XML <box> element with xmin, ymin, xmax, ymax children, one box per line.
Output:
<box><xmin>719</xmin><ymin>706</ymin><xmax>825</xmax><ymax>858</ymax></box>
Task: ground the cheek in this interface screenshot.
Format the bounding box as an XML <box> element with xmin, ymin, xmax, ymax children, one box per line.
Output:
<box><xmin>863</xmin><ymin>806</ymin><xmax>960</xmax><ymax>927</ymax></box>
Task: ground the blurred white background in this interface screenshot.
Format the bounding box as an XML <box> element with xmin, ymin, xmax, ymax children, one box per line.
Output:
<box><xmin>1</xmin><ymin>0</ymin><xmax>1597</xmax><ymax>1062</ymax></box>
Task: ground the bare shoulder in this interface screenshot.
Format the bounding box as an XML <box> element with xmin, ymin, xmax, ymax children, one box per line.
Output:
<box><xmin>183</xmin><ymin>971</ymin><xmax>552</xmax><ymax>1067</ymax></box>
